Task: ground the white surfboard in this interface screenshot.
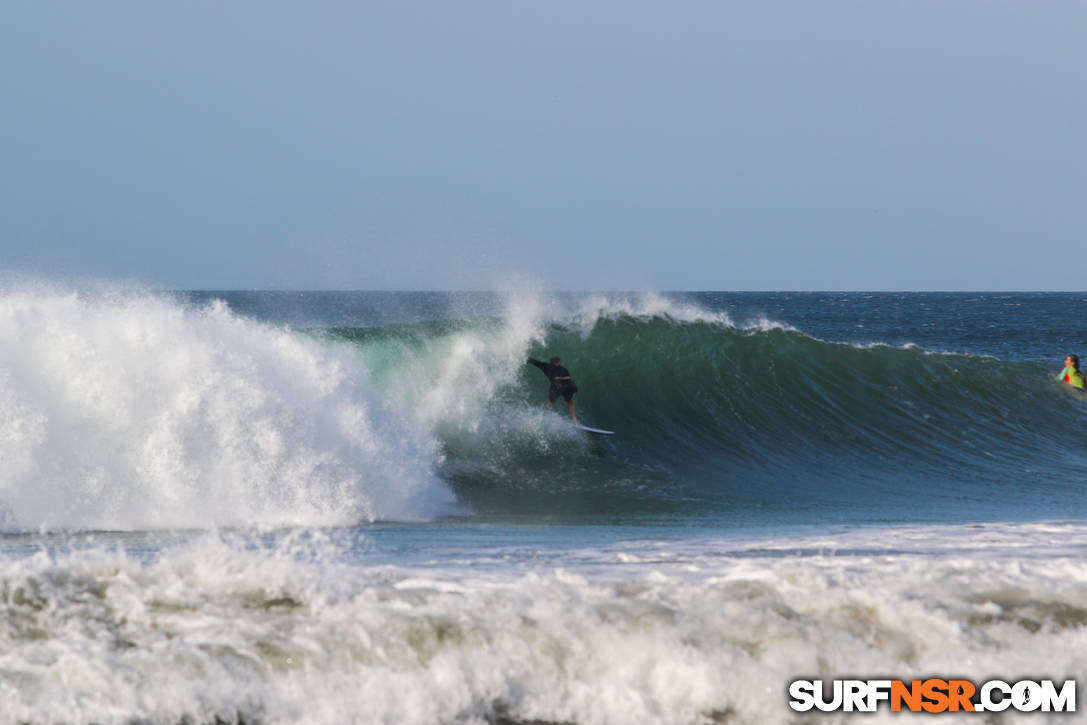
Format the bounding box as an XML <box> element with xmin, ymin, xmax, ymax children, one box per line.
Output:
<box><xmin>577</xmin><ymin>424</ymin><xmax>614</xmax><ymax>436</ymax></box>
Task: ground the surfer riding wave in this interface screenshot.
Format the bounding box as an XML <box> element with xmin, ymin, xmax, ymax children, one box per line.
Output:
<box><xmin>528</xmin><ymin>356</ymin><xmax>580</xmax><ymax>425</ymax></box>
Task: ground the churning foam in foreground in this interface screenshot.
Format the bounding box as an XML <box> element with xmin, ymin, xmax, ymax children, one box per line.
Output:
<box><xmin>0</xmin><ymin>287</ymin><xmax>453</xmax><ymax>530</ymax></box>
<box><xmin>1</xmin><ymin>521</ymin><xmax>1084</xmax><ymax>725</ymax></box>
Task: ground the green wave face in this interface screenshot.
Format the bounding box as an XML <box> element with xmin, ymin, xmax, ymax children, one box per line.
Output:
<box><xmin>331</xmin><ymin>314</ymin><xmax>1085</xmax><ymax>521</ymax></box>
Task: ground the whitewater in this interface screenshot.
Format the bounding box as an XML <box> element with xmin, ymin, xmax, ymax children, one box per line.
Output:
<box><xmin>1</xmin><ymin>285</ymin><xmax>1086</xmax><ymax>724</ymax></box>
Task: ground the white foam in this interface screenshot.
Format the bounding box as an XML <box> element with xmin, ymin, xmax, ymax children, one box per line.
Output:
<box><xmin>1</xmin><ymin>522</ymin><xmax>1084</xmax><ymax>724</ymax></box>
<box><xmin>554</xmin><ymin>292</ymin><xmax>808</xmax><ymax>341</ymax></box>
<box><xmin>571</xmin><ymin>291</ymin><xmax>734</xmax><ymax>331</ymax></box>
<box><xmin>359</xmin><ymin>287</ymin><xmax>552</xmax><ymax>433</ymax></box>
<box><xmin>0</xmin><ymin>287</ymin><xmax>453</xmax><ymax>531</ymax></box>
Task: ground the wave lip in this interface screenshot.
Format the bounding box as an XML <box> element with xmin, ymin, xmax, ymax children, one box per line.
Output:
<box><xmin>0</xmin><ymin>288</ymin><xmax>453</xmax><ymax>531</ymax></box>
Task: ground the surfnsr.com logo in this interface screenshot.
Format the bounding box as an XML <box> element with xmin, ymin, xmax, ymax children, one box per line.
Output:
<box><xmin>789</xmin><ymin>679</ymin><xmax>1076</xmax><ymax>714</ymax></box>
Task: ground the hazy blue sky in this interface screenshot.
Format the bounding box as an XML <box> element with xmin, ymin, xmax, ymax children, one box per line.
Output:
<box><xmin>3</xmin><ymin>1</ymin><xmax>1084</xmax><ymax>290</ymax></box>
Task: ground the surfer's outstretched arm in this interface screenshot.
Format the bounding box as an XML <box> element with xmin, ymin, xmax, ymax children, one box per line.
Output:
<box><xmin>527</xmin><ymin>357</ymin><xmax>550</xmax><ymax>375</ymax></box>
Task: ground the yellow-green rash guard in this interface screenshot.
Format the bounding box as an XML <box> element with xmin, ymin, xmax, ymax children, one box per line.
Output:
<box><xmin>1061</xmin><ymin>365</ymin><xmax>1085</xmax><ymax>389</ymax></box>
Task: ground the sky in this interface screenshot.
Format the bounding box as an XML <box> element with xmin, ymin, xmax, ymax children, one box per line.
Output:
<box><xmin>2</xmin><ymin>1</ymin><xmax>1085</xmax><ymax>291</ymax></box>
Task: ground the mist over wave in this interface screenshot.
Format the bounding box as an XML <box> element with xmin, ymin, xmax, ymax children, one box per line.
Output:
<box><xmin>0</xmin><ymin>286</ymin><xmax>452</xmax><ymax>531</ymax></box>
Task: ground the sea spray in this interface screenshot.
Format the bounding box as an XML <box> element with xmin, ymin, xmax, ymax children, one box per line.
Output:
<box><xmin>0</xmin><ymin>288</ymin><xmax>452</xmax><ymax>531</ymax></box>
<box><xmin>391</xmin><ymin>288</ymin><xmax>550</xmax><ymax>430</ymax></box>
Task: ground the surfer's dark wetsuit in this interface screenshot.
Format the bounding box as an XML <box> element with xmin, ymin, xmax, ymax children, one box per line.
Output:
<box><xmin>527</xmin><ymin>357</ymin><xmax>579</xmax><ymax>402</ymax></box>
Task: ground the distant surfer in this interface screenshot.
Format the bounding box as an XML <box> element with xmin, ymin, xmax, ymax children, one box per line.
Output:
<box><xmin>1059</xmin><ymin>354</ymin><xmax>1085</xmax><ymax>390</ymax></box>
<box><xmin>527</xmin><ymin>356</ymin><xmax>580</xmax><ymax>424</ymax></box>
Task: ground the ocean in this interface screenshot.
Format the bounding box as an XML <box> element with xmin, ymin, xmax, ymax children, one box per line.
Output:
<box><xmin>1</xmin><ymin>287</ymin><xmax>1085</xmax><ymax>724</ymax></box>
